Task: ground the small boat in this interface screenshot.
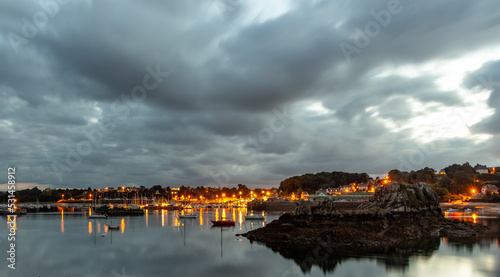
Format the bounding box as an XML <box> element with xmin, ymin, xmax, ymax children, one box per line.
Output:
<box><xmin>446</xmin><ymin>208</ymin><xmax>457</xmax><ymax>213</ymax></box>
<box><xmin>164</xmin><ymin>204</ymin><xmax>183</xmax><ymax>211</ymax></box>
<box><xmin>245</xmin><ymin>200</ymin><xmax>264</xmax><ymax>220</ymax></box>
<box><xmin>178</xmin><ymin>214</ymin><xmax>197</xmax><ymax>219</ymax></box>
<box><xmin>464</xmin><ymin>208</ymin><xmax>472</xmax><ymax>213</ymax></box>
<box><xmin>107</xmin><ymin>225</ymin><xmax>119</xmax><ymax>230</ymax></box>
<box><xmin>244</xmin><ymin>214</ymin><xmax>265</xmax><ymax>220</ymax></box>
<box><xmin>479</xmin><ymin>210</ymin><xmax>486</xmax><ymax>214</ymax></box>
<box><xmin>211</xmin><ymin>220</ymin><xmax>235</xmax><ymax>227</ymax></box>
<box><xmin>106</xmin><ymin>219</ymin><xmax>119</xmax><ymax>230</ymax></box>
<box><xmin>89</xmin><ymin>214</ymin><xmax>107</xmax><ymax>219</ymax></box>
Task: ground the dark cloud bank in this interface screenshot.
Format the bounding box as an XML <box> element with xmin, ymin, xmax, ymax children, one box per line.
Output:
<box><xmin>1</xmin><ymin>0</ymin><xmax>499</xmax><ymax>188</ymax></box>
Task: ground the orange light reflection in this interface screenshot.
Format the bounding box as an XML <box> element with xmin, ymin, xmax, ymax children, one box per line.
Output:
<box><xmin>61</xmin><ymin>210</ymin><xmax>64</xmax><ymax>233</ymax></box>
<box><xmin>7</xmin><ymin>215</ymin><xmax>17</xmax><ymax>230</ymax></box>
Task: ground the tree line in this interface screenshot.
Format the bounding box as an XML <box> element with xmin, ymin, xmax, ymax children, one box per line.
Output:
<box><xmin>279</xmin><ymin>171</ymin><xmax>370</xmax><ymax>195</ymax></box>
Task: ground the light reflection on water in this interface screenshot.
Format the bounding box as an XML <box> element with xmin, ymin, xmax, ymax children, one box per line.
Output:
<box><xmin>0</xmin><ymin>210</ymin><xmax>498</xmax><ymax>277</ymax></box>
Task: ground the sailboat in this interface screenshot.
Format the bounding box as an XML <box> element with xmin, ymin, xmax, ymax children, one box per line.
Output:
<box><xmin>178</xmin><ymin>213</ymin><xmax>197</xmax><ymax>219</ymax></box>
<box><xmin>89</xmin><ymin>193</ymin><xmax>107</xmax><ymax>219</ymax></box>
<box><xmin>106</xmin><ymin>219</ymin><xmax>119</xmax><ymax>230</ymax></box>
<box><xmin>244</xmin><ymin>200</ymin><xmax>264</xmax><ymax>220</ymax></box>
<box><xmin>89</xmin><ymin>213</ymin><xmax>107</xmax><ymax>219</ymax></box>
<box><xmin>211</xmin><ymin>220</ymin><xmax>235</xmax><ymax>226</ymax></box>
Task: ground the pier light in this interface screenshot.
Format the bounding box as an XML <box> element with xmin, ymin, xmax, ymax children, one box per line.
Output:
<box><xmin>222</xmin><ymin>193</ymin><xmax>226</xmax><ymax>197</ymax></box>
<box><xmin>232</xmin><ymin>194</ymin><xmax>236</xmax><ymax>198</ymax></box>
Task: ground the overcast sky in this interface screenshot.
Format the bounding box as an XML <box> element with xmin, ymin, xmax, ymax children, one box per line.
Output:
<box><xmin>1</xmin><ymin>0</ymin><xmax>500</xmax><ymax>189</ymax></box>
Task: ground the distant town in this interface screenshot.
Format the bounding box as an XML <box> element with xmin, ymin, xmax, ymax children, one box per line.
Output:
<box><xmin>1</xmin><ymin>162</ymin><xmax>499</xmax><ymax>210</ymax></box>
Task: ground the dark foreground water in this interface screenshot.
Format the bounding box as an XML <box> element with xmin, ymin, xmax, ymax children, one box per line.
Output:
<box><xmin>1</xmin><ymin>210</ymin><xmax>499</xmax><ymax>277</ymax></box>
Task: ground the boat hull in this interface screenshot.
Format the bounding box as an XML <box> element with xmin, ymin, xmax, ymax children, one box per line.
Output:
<box><xmin>244</xmin><ymin>216</ymin><xmax>265</xmax><ymax>220</ymax></box>
<box><xmin>211</xmin><ymin>220</ymin><xmax>235</xmax><ymax>227</ymax></box>
<box><xmin>179</xmin><ymin>215</ymin><xmax>197</xmax><ymax>219</ymax></box>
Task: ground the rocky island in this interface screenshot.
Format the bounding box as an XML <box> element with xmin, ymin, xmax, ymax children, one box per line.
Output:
<box><xmin>241</xmin><ymin>183</ymin><xmax>487</xmax><ymax>272</ymax></box>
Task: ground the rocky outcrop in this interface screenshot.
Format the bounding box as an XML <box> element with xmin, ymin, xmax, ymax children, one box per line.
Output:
<box><xmin>358</xmin><ymin>182</ymin><xmax>441</xmax><ymax>213</ymax></box>
<box><xmin>241</xmin><ymin>182</ymin><xmax>487</xmax><ymax>260</ymax></box>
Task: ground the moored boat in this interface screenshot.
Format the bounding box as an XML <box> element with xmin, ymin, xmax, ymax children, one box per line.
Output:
<box><xmin>211</xmin><ymin>220</ymin><xmax>235</xmax><ymax>227</ymax></box>
<box><xmin>244</xmin><ymin>214</ymin><xmax>265</xmax><ymax>220</ymax></box>
<box><xmin>95</xmin><ymin>205</ymin><xmax>144</xmax><ymax>216</ymax></box>
<box><xmin>89</xmin><ymin>214</ymin><xmax>107</xmax><ymax>219</ymax></box>
<box><xmin>179</xmin><ymin>214</ymin><xmax>197</xmax><ymax>219</ymax></box>
<box><xmin>107</xmin><ymin>225</ymin><xmax>119</xmax><ymax>230</ymax></box>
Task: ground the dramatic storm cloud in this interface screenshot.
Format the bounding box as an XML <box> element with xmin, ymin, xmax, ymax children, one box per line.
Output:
<box><xmin>1</xmin><ymin>0</ymin><xmax>499</xmax><ymax>189</ymax></box>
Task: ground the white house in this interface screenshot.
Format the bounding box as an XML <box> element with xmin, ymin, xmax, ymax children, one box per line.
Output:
<box><xmin>358</xmin><ymin>184</ymin><xmax>369</xmax><ymax>192</ymax></box>
<box><xmin>340</xmin><ymin>185</ymin><xmax>353</xmax><ymax>193</ymax></box>
<box><xmin>475</xmin><ymin>164</ymin><xmax>489</xmax><ymax>174</ymax></box>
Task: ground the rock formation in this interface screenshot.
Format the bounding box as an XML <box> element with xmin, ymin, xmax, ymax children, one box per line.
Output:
<box><xmin>358</xmin><ymin>182</ymin><xmax>441</xmax><ymax>213</ymax></box>
<box><xmin>241</xmin><ymin>182</ymin><xmax>487</xmax><ymax>262</ymax></box>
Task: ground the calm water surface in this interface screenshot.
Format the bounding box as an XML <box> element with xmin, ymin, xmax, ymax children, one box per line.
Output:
<box><xmin>1</xmin><ymin>210</ymin><xmax>499</xmax><ymax>277</ymax></box>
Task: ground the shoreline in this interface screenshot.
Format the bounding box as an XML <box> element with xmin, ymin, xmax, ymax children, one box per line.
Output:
<box><xmin>440</xmin><ymin>201</ymin><xmax>500</xmax><ymax>216</ymax></box>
